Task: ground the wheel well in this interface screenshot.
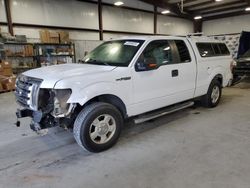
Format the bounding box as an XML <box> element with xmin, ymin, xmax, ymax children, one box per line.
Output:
<box><xmin>81</xmin><ymin>94</ymin><xmax>127</xmax><ymax>118</ymax></box>
<box><xmin>214</xmin><ymin>74</ymin><xmax>223</xmax><ymax>85</ymax></box>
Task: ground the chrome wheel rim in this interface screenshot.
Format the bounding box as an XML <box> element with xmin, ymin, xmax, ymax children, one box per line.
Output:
<box><xmin>89</xmin><ymin>114</ymin><xmax>116</xmax><ymax>144</ymax></box>
<box><xmin>211</xmin><ymin>85</ymin><xmax>220</xmax><ymax>104</ymax></box>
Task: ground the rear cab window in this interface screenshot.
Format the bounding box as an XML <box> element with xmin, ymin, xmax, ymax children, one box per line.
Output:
<box><xmin>174</xmin><ymin>40</ymin><xmax>191</xmax><ymax>63</ymax></box>
<box><xmin>196</xmin><ymin>42</ymin><xmax>230</xmax><ymax>57</ymax></box>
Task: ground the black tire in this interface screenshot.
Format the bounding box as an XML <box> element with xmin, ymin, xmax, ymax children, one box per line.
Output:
<box><xmin>202</xmin><ymin>79</ymin><xmax>222</xmax><ymax>108</ymax></box>
<box><xmin>73</xmin><ymin>102</ymin><xmax>123</xmax><ymax>152</ymax></box>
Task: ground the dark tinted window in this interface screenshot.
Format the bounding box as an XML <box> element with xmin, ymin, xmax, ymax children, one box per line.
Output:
<box><xmin>196</xmin><ymin>43</ymin><xmax>214</xmax><ymax>57</ymax></box>
<box><xmin>139</xmin><ymin>40</ymin><xmax>173</xmax><ymax>66</ymax></box>
<box><xmin>212</xmin><ymin>44</ymin><xmax>220</xmax><ymax>55</ymax></box>
<box><xmin>175</xmin><ymin>40</ymin><xmax>191</xmax><ymax>63</ymax></box>
<box><xmin>218</xmin><ymin>43</ymin><xmax>230</xmax><ymax>55</ymax></box>
<box><xmin>197</xmin><ymin>42</ymin><xmax>230</xmax><ymax>57</ymax></box>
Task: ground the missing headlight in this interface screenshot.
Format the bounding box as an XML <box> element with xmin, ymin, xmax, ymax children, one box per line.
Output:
<box><xmin>52</xmin><ymin>89</ymin><xmax>72</xmax><ymax>117</ymax></box>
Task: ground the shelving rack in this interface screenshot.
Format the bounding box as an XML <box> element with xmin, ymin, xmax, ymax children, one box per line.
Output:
<box><xmin>4</xmin><ymin>42</ymin><xmax>35</xmax><ymax>74</ymax></box>
<box><xmin>4</xmin><ymin>42</ymin><xmax>76</xmax><ymax>74</ymax></box>
<box><xmin>34</xmin><ymin>43</ymin><xmax>76</xmax><ymax>67</ymax></box>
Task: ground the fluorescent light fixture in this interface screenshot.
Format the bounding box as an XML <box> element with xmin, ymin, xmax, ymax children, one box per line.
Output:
<box><xmin>161</xmin><ymin>10</ymin><xmax>170</xmax><ymax>14</ymax></box>
<box><xmin>215</xmin><ymin>0</ymin><xmax>223</xmax><ymax>2</ymax></box>
<box><xmin>13</xmin><ymin>1</ymin><xmax>17</xmax><ymax>6</ymax></box>
<box><xmin>194</xmin><ymin>16</ymin><xmax>202</xmax><ymax>20</ymax></box>
<box><xmin>246</xmin><ymin>7</ymin><xmax>250</xmax><ymax>11</ymax></box>
<box><xmin>114</xmin><ymin>1</ymin><xmax>124</xmax><ymax>6</ymax></box>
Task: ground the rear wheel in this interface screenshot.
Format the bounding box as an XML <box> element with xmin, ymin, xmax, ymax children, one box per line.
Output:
<box><xmin>73</xmin><ymin>102</ymin><xmax>123</xmax><ymax>152</ymax></box>
<box><xmin>202</xmin><ymin>79</ymin><xmax>222</xmax><ymax>108</ymax></box>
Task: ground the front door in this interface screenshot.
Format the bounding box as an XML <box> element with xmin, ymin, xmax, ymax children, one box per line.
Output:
<box><xmin>130</xmin><ymin>39</ymin><xmax>196</xmax><ymax>116</ymax></box>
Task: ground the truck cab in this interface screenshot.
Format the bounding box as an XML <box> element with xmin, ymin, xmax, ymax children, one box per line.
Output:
<box><xmin>15</xmin><ymin>35</ymin><xmax>233</xmax><ymax>152</ymax></box>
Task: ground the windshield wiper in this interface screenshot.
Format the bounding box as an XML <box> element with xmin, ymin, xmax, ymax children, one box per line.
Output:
<box><xmin>83</xmin><ymin>58</ymin><xmax>111</xmax><ymax>66</ymax></box>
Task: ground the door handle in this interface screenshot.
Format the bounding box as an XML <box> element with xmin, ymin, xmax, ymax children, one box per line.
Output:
<box><xmin>172</xmin><ymin>69</ymin><xmax>178</xmax><ymax>77</ymax></box>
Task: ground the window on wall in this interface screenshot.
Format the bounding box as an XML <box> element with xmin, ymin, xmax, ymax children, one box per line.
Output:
<box><xmin>140</xmin><ymin>40</ymin><xmax>173</xmax><ymax>66</ymax></box>
<box><xmin>196</xmin><ymin>43</ymin><xmax>230</xmax><ymax>57</ymax></box>
<box><xmin>174</xmin><ymin>40</ymin><xmax>191</xmax><ymax>63</ymax></box>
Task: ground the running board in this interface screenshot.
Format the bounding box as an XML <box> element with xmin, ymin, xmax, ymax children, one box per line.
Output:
<box><xmin>134</xmin><ymin>101</ymin><xmax>194</xmax><ymax>124</ymax></box>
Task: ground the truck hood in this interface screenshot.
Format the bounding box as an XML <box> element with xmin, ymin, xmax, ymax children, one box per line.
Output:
<box><xmin>23</xmin><ymin>64</ymin><xmax>116</xmax><ymax>88</ymax></box>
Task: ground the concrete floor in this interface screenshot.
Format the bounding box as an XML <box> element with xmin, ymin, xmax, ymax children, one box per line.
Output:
<box><xmin>0</xmin><ymin>81</ymin><xmax>250</xmax><ymax>188</ymax></box>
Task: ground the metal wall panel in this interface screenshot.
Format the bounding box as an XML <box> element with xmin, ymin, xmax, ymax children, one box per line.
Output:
<box><xmin>103</xmin><ymin>6</ymin><xmax>154</xmax><ymax>33</ymax></box>
<box><xmin>0</xmin><ymin>0</ymin><xmax>6</xmax><ymax>22</ymax></box>
<box><xmin>11</xmin><ymin>0</ymin><xmax>99</xmax><ymax>29</ymax></box>
<box><xmin>103</xmin><ymin>33</ymin><xmax>134</xmax><ymax>40</ymax></box>
<box><xmin>157</xmin><ymin>15</ymin><xmax>193</xmax><ymax>35</ymax></box>
<box><xmin>0</xmin><ymin>26</ymin><xmax>8</xmax><ymax>32</ymax></box>
<box><xmin>203</xmin><ymin>15</ymin><xmax>250</xmax><ymax>35</ymax></box>
<box><xmin>74</xmin><ymin>40</ymin><xmax>102</xmax><ymax>61</ymax></box>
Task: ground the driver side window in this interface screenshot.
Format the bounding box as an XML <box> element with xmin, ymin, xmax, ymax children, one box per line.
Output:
<box><xmin>139</xmin><ymin>40</ymin><xmax>173</xmax><ymax>66</ymax></box>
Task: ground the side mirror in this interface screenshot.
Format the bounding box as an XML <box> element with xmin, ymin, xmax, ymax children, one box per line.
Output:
<box><xmin>135</xmin><ymin>58</ymin><xmax>158</xmax><ymax>72</ymax></box>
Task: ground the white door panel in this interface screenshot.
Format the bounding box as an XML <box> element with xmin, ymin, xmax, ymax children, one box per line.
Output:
<box><xmin>131</xmin><ymin>39</ymin><xmax>196</xmax><ymax>116</ymax></box>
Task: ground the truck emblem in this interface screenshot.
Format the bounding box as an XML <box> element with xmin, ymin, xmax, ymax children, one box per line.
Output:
<box><xmin>116</xmin><ymin>77</ymin><xmax>131</xmax><ymax>81</ymax></box>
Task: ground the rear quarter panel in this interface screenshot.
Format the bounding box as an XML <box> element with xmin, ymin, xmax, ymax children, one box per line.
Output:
<box><xmin>188</xmin><ymin>39</ymin><xmax>232</xmax><ymax>97</ymax></box>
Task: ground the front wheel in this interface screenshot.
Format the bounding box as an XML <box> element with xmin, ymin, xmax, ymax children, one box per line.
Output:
<box><xmin>202</xmin><ymin>79</ymin><xmax>222</xmax><ymax>108</ymax></box>
<box><xmin>73</xmin><ymin>102</ymin><xmax>123</xmax><ymax>152</ymax></box>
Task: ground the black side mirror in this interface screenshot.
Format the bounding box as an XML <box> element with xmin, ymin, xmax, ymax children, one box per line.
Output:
<box><xmin>135</xmin><ymin>58</ymin><xmax>158</xmax><ymax>72</ymax></box>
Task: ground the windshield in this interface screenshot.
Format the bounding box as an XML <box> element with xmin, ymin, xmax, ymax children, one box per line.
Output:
<box><xmin>81</xmin><ymin>40</ymin><xmax>144</xmax><ymax>67</ymax></box>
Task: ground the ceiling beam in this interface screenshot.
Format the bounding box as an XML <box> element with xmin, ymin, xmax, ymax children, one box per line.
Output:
<box><xmin>203</xmin><ymin>10</ymin><xmax>250</xmax><ymax>21</ymax></box>
<box><xmin>201</xmin><ymin>5</ymin><xmax>247</xmax><ymax>15</ymax></box>
<box><xmin>184</xmin><ymin>0</ymin><xmax>213</xmax><ymax>8</ymax></box>
<box><xmin>139</xmin><ymin>0</ymin><xmax>193</xmax><ymax>19</ymax></box>
<box><xmin>245</xmin><ymin>0</ymin><xmax>250</xmax><ymax>5</ymax></box>
<box><xmin>190</xmin><ymin>1</ymin><xmax>248</xmax><ymax>12</ymax></box>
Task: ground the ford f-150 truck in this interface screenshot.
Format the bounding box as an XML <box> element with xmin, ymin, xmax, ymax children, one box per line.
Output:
<box><xmin>15</xmin><ymin>36</ymin><xmax>233</xmax><ymax>152</ymax></box>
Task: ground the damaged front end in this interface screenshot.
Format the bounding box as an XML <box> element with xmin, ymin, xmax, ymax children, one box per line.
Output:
<box><xmin>15</xmin><ymin>75</ymin><xmax>76</xmax><ymax>132</ymax></box>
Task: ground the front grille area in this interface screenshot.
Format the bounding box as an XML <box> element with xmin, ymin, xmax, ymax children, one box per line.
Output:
<box><xmin>15</xmin><ymin>75</ymin><xmax>42</xmax><ymax>110</ymax></box>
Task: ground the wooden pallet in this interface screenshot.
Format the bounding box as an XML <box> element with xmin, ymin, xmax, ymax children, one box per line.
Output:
<box><xmin>0</xmin><ymin>89</ymin><xmax>15</xmax><ymax>94</ymax></box>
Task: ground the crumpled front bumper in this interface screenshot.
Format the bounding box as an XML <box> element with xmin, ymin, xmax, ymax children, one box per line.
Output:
<box><xmin>16</xmin><ymin>108</ymin><xmax>43</xmax><ymax>131</ymax></box>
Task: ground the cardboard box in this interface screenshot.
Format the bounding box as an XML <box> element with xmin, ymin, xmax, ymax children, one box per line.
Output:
<box><xmin>2</xmin><ymin>82</ymin><xmax>15</xmax><ymax>90</ymax></box>
<box><xmin>49</xmin><ymin>32</ymin><xmax>59</xmax><ymax>44</ymax></box>
<box><xmin>2</xmin><ymin>68</ymin><xmax>13</xmax><ymax>76</ymax></box>
<box><xmin>0</xmin><ymin>82</ymin><xmax>3</xmax><ymax>92</ymax></box>
<box><xmin>24</xmin><ymin>45</ymin><xmax>33</xmax><ymax>56</ymax></box>
<box><xmin>40</xmin><ymin>30</ymin><xmax>50</xmax><ymax>43</ymax></box>
<box><xmin>0</xmin><ymin>64</ymin><xmax>3</xmax><ymax>73</ymax></box>
<box><xmin>59</xmin><ymin>31</ymin><xmax>70</xmax><ymax>44</ymax></box>
<box><xmin>1</xmin><ymin>61</ymin><xmax>11</xmax><ymax>69</ymax></box>
<box><xmin>1</xmin><ymin>76</ymin><xmax>16</xmax><ymax>90</ymax></box>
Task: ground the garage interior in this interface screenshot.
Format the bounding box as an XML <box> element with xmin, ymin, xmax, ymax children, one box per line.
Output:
<box><xmin>0</xmin><ymin>0</ymin><xmax>250</xmax><ymax>187</ymax></box>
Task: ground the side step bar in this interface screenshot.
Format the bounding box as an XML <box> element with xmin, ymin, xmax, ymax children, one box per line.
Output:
<box><xmin>134</xmin><ymin>101</ymin><xmax>194</xmax><ymax>124</ymax></box>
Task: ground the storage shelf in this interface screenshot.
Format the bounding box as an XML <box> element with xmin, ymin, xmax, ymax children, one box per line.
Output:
<box><xmin>37</xmin><ymin>54</ymin><xmax>73</xmax><ymax>57</ymax></box>
<box><xmin>6</xmin><ymin>56</ymin><xmax>34</xmax><ymax>58</ymax></box>
<box><xmin>4</xmin><ymin>42</ymin><xmax>76</xmax><ymax>74</ymax></box>
<box><xmin>5</xmin><ymin>42</ymin><xmax>33</xmax><ymax>45</ymax></box>
<box><xmin>34</xmin><ymin>43</ymin><xmax>72</xmax><ymax>46</ymax></box>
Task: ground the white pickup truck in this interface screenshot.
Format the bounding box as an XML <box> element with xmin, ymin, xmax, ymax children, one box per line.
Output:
<box><xmin>15</xmin><ymin>35</ymin><xmax>233</xmax><ymax>152</ymax></box>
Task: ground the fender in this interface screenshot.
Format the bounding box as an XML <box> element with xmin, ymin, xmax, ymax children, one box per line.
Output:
<box><xmin>207</xmin><ymin>66</ymin><xmax>225</xmax><ymax>91</ymax></box>
<box><xmin>67</xmin><ymin>82</ymin><xmax>130</xmax><ymax>107</ymax></box>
